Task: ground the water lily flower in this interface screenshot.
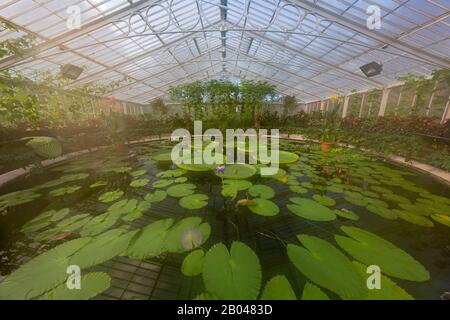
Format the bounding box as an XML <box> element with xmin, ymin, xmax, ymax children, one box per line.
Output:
<box><xmin>180</xmin><ymin>228</ymin><xmax>203</xmax><ymax>250</ymax></box>
<box><xmin>170</xmin><ymin>163</ymin><xmax>177</xmax><ymax>170</ymax></box>
<box><xmin>214</xmin><ymin>165</ymin><xmax>226</xmax><ymax>174</ymax></box>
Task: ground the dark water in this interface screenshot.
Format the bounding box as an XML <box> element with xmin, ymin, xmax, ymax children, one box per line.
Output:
<box><xmin>0</xmin><ymin>140</ymin><xmax>449</xmax><ymax>300</ymax></box>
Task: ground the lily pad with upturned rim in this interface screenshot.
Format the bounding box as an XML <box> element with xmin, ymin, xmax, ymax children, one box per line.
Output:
<box><xmin>215</xmin><ymin>164</ymin><xmax>256</xmax><ymax>180</ymax></box>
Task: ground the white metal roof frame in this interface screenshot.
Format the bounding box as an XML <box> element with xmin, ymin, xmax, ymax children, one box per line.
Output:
<box><xmin>0</xmin><ymin>0</ymin><xmax>448</xmax><ymax>104</ymax></box>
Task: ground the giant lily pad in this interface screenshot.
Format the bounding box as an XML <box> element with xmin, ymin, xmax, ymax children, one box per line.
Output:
<box><xmin>167</xmin><ymin>183</ymin><xmax>196</xmax><ymax>198</ymax></box>
<box><xmin>247</xmin><ymin>199</ymin><xmax>279</xmax><ymax>216</ymax></box>
<box><xmin>215</xmin><ymin>164</ymin><xmax>256</xmax><ymax>179</ymax></box>
<box><xmin>287</xmin><ymin>198</ymin><xmax>336</xmax><ymax>221</ymax></box>
<box><xmin>179</xmin><ymin>194</ymin><xmax>209</xmax><ymax>210</ymax></box>
<box><xmin>248</xmin><ymin>185</ymin><xmax>275</xmax><ymax>199</ymax></box>
<box><xmin>181</xmin><ymin>249</ymin><xmax>205</xmax><ymax>276</ymax></box>
<box><xmin>98</xmin><ymin>190</ymin><xmax>123</xmax><ymax>203</ymax></box>
<box><xmin>335</xmin><ymin>226</ymin><xmax>430</xmax><ymax>282</ymax></box>
<box><xmin>287</xmin><ymin>234</ymin><xmax>366</xmax><ymax>299</ymax></box>
<box><xmin>41</xmin><ymin>272</ymin><xmax>111</xmax><ymax>300</ymax></box>
<box><xmin>261</xmin><ymin>275</ymin><xmax>296</xmax><ymax>300</ymax></box>
<box><xmin>0</xmin><ymin>238</ymin><xmax>91</xmax><ymax>299</ymax></box>
<box><xmin>202</xmin><ymin>242</ymin><xmax>261</xmax><ymax>300</ymax></box>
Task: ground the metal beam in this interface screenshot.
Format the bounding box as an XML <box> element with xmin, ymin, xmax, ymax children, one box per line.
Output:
<box><xmin>0</xmin><ymin>0</ymin><xmax>159</xmax><ymax>70</ymax></box>
<box><xmin>244</xmin><ymin>30</ymin><xmax>385</xmax><ymax>88</ymax></box>
<box><xmin>291</xmin><ymin>0</ymin><xmax>450</xmax><ymax>69</ymax></box>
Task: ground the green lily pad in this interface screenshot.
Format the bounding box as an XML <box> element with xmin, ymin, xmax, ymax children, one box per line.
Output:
<box><xmin>181</xmin><ymin>249</ymin><xmax>205</xmax><ymax>276</ymax></box>
<box><xmin>431</xmin><ymin>213</ymin><xmax>450</xmax><ymax>227</ymax></box>
<box><xmin>382</xmin><ymin>193</ymin><xmax>411</xmax><ymax>204</ymax></box>
<box><xmin>349</xmin><ymin>261</ymin><xmax>414</xmax><ymax>300</ymax></box>
<box><xmin>98</xmin><ymin>189</ymin><xmax>123</xmax><ymax>203</ymax></box>
<box><xmin>153</xmin><ymin>152</ymin><xmax>173</xmax><ymax>162</ymax></box>
<box><xmin>258</xmin><ymin>151</ymin><xmax>299</xmax><ymax>164</ymax></box>
<box><xmin>222</xmin><ymin>180</ymin><xmax>252</xmax><ymax>198</ymax></box>
<box><xmin>41</xmin><ymin>272</ymin><xmax>111</xmax><ymax>300</ymax></box>
<box><xmin>287</xmin><ymin>234</ymin><xmax>366</xmax><ymax>299</ymax></box>
<box><xmin>164</xmin><ymin>217</ymin><xmax>210</xmax><ymax>253</ymax></box>
<box><xmin>129</xmin><ymin>178</ymin><xmax>150</xmax><ymax>188</ymax></box>
<box><xmin>152</xmin><ymin>179</ymin><xmax>174</xmax><ymax>188</ymax></box>
<box><xmin>0</xmin><ymin>238</ymin><xmax>91</xmax><ymax>299</ymax></box>
<box><xmin>395</xmin><ymin>210</ymin><xmax>434</xmax><ymax>227</ymax></box>
<box><xmin>179</xmin><ymin>194</ymin><xmax>209</xmax><ymax>210</ymax></box>
<box><xmin>121</xmin><ymin>201</ymin><xmax>150</xmax><ymax>222</ymax></box>
<box><xmin>144</xmin><ymin>190</ymin><xmax>167</xmax><ymax>203</ymax></box>
<box><xmin>312</xmin><ymin>194</ymin><xmax>336</xmax><ymax>207</ymax></box>
<box><xmin>0</xmin><ymin>189</ymin><xmax>41</xmax><ymax>210</ymax></box>
<box><xmin>90</xmin><ymin>181</ymin><xmax>107</xmax><ymax>188</ymax></box>
<box><xmin>287</xmin><ymin>198</ymin><xmax>336</xmax><ymax>221</ymax></box>
<box><xmin>79</xmin><ymin>213</ymin><xmax>118</xmax><ymax>237</ymax></box>
<box><xmin>127</xmin><ymin>219</ymin><xmax>174</xmax><ymax>259</ymax></box>
<box><xmin>157</xmin><ymin>169</ymin><xmax>185</xmax><ymax>178</ymax></box>
<box><xmin>335</xmin><ymin>226</ymin><xmax>430</xmax><ymax>282</ymax></box>
<box><xmin>334</xmin><ymin>208</ymin><xmax>359</xmax><ymax>221</ymax></box>
<box><xmin>174</xmin><ymin>177</ymin><xmax>188</xmax><ymax>183</ymax></box>
<box><xmin>290</xmin><ymin>185</ymin><xmax>308</xmax><ymax>194</ymax></box>
<box><xmin>366</xmin><ymin>205</ymin><xmax>398</xmax><ymax>220</ymax></box>
<box><xmin>248</xmin><ymin>185</ymin><xmax>275</xmax><ymax>199</ymax></box>
<box><xmin>301</xmin><ymin>282</ymin><xmax>330</xmax><ymax>300</ymax></box>
<box><xmin>130</xmin><ymin>169</ymin><xmax>147</xmax><ymax>177</ymax></box>
<box><xmin>261</xmin><ymin>275</ymin><xmax>296</xmax><ymax>300</ymax></box>
<box><xmin>167</xmin><ymin>183</ymin><xmax>196</xmax><ymax>198</ymax></box>
<box><xmin>70</xmin><ymin>229</ymin><xmax>138</xmax><ymax>268</ymax></box>
<box><xmin>49</xmin><ymin>186</ymin><xmax>81</xmax><ymax>197</ymax></box>
<box><xmin>202</xmin><ymin>242</ymin><xmax>261</xmax><ymax>300</ymax></box>
<box><xmin>247</xmin><ymin>199</ymin><xmax>279</xmax><ymax>216</ymax></box>
<box><xmin>215</xmin><ymin>164</ymin><xmax>256</xmax><ymax>179</ymax></box>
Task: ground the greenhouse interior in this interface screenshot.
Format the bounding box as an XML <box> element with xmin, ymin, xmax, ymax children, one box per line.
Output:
<box><xmin>0</xmin><ymin>0</ymin><xmax>449</xmax><ymax>302</ymax></box>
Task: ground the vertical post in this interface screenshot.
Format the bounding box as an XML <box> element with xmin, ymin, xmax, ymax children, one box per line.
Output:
<box><xmin>410</xmin><ymin>94</ymin><xmax>417</xmax><ymax>115</ymax></box>
<box><xmin>378</xmin><ymin>87</ymin><xmax>391</xmax><ymax>117</ymax></box>
<box><xmin>358</xmin><ymin>93</ymin><xmax>366</xmax><ymax>118</ymax></box>
<box><xmin>441</xmin><ymin>95</ymin><xmax>450</xmax><ymax>124</ymax></box>
<box><xmin>342</xmin><ymin>95</ymin><xmax>350</xmax><ymax>118</ymax></box>
<box><xmin>426</xmin><ymin>82</ymin><xmax>438</xmax><ymax>116</ymax></box>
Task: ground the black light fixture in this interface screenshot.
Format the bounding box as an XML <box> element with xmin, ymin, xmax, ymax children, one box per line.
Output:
<box><xmin>60</xmin><ymin>64</ymin><xmax>83</xmax><ymax>80</ymax></box>
<box><xmin>360</xmin><ymin>61</ymin><xmax>383</xmax><ymax>77</ymax></box>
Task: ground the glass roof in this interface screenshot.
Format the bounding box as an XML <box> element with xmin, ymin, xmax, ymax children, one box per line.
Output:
<box><xmin>0</xmin><ymin>0</ymin><xmax>448</xmax><ymax>103</ymax></box>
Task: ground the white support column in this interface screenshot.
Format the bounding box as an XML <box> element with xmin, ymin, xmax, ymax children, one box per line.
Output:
<box><xmin>441</xmin><ymin>95</ymin><xmax>450</xmax><ymax>124</ymax></box>
<box><xmin>426</xmin><ymin>82</ymin><xmax>438</xmax><ymax>116</ymax></box>
<box><xmin>378</xmin><ymin>88</ymin><xmax>391</xmax><ymax>117</ymax></box>
<box><xmin>358</xmin><ymin>93</ymin><xmax>366</xmax><ymax>118</ymax></box>
<box><xmin>342</xmin><ymin>95</ymin><xmax>350</xmax><ymax>118</ymax></box>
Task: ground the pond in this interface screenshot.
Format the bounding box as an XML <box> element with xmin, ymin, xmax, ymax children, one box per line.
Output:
<box><xmin>0</xmin><ymin>139</ymin><xmax>449</xmax><ymax>300</ymax></box>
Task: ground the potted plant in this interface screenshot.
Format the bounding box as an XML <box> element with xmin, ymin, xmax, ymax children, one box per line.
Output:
<box><xmin>319</xmin><ymin>95</ymin><xmax>342</xmax><ymax>152</ymax></box>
